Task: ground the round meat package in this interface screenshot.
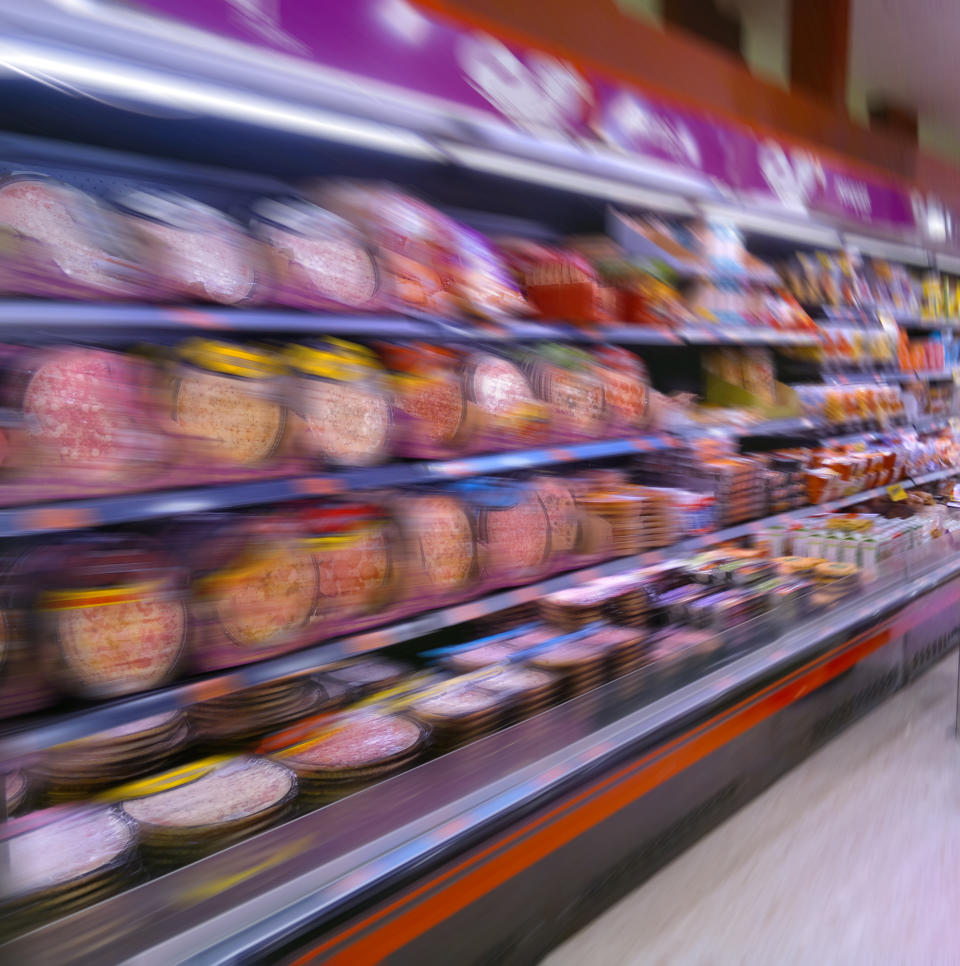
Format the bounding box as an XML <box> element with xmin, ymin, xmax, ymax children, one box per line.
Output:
<box><xmin>1</xmin><ymin>806</ymin><xmax>139</xmax><ymax>932</ymax></box>
<box><xmin>32</xmin><ymin>538</ymin><xmax>188</xmax><ymax>700</ymax></box>
<box><xmin>274</xmin><ymin>711</ymin><xmax>427</xmax><ymax>802</ymax></box>
<box><xmin>527</xmin><ymin>345</ymin><xmax>607</xmax><ymax>442</ymax></box>
<box><xmin>400</xmin><ymin>492</ymin><xmax>476</xmax><ymax>601</ymax></box>
<box><xmin>301</xmin><ymin>502</ymin><xmax>399</xmax><ymax>620</ymax></box>
<box><xmin>187</xmin><ymin>515</ymin><xmax>320</xmax><ymax>669</ymax></box>
<box><xmin>120</xmin><ymin>755</ymin><xmax>297</xmax><ymax>868</ymax></box>
<box><xmin>0</xmin><ymin>176</ymin><xmax>148</xmax><ymax>299</ymax></box>
<box><xmin>460</xmin><ymin>479</ymin><xmax>551</xmax><ymax>584</ymax></box>
<box><xmin>116</xmin><ymin>189</ymin><xmax>263</xmax><ymax>305</ymax></box>
<box><xmin>464</xmin><ymin>352</ymin><xmax>546</xmax><ymax>450</ymax></box>
<box><xmin>383</xmin><ymin>343</ymin><xmax>471</xmax><ymax>459</ymax></box>
<box><xmin>287</xmin><ymin>340</ymin><xmax>392</xmax><ymax>467</ymax></box>
<box><xmin>250</xmin><ymin>197</ymin><xmax>382</xmax><ymax>311</ymax></box>
<box><xmin>591</xmin><ymin>345</ymin><xmax>650</xmax><ymax>433</ymax></box>
<box><xmin>10</xmin><ymin>344</ymin><xmax>170</xmax><ymax>487</ymax></box>
<box><xmin>172</xmin><ymin>339</ymin><xmax>287</xmax><ymax>470</ymax></box>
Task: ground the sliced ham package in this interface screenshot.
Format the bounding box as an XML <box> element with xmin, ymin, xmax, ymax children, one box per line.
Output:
<box><xmin>185</xmin><ymin>513</ymin><xmax>320</xmax><ymax>672</ymax></box>
<box><xmin>3</xmin><ymin>343</ymin><xmax>172</xmax><ymax>490</ymax></box>
<box><xmin>250</xmin><ymin>197</ymin><xmax>385</xmax><ymax>311</ymax></box>
<box><xmin>0</xmin><ymin>176</ymin><xmax>152</xmax><ymax>300</ymax></box>
<box><xmin>116</xmin><ymin>189</ymin><xmax>264</xmax><ymax>305</ymax></box>
<box><xmin>286</xmin><ymin>340</ymin><xmax>393</xmax><ymax>468</ymax></box>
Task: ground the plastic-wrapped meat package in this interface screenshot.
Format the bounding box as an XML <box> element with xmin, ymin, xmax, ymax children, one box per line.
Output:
<box><xmin>1</xmin><ymin>806</ymin><xmax>140</xmax><ymax>930</ymax></box>
<box><xmin>116</xmin><ymin>189</ymin><xmax>263</xmax><ymax>305</ymax></box>
<box><xmin>249</xmin><ymin>197</ymin><xmax>384</xmax><ymax>311</ymax></box>
<box><xmin>298</xmin><ymin>500</ymin><xmax>400</xmax><ymax>626</ymax></box>
<box><xmin>286</xmin><ymin>340</ymin><xmax>392</xmax><ymax>467</ymax></box>
<box><xmin>381</xmin><ymin>342</ymin><xmax>471</xmax><ymax>459</ymax></box>
<box><xmin>0</xmin><ymin>176</ymin><xmax>150</xmax><ymax>300</ymax></box>
<box><xmin>460</xmin><ymin>478</ymin><xmax>552</xmax><ymax>586</ymax></box>
<box><xmin>24</xmin><ymin>536</ymin><xmax>188</xmax><ymax>700</ymax></box>
<box><xmin>169</xmin><ymin>339</ymin><xmax>290</xmax><ymax>477</ymax></box>
<box><xmin>3</xmin><ymin>344</ymin><xmax>171</xmax><ymax>490</ymax></box>
<box><xmin>308</xmin><ymin>182</ymin><xmax>457</xmax><ymax>315</ymax></box>
<box><xmin>184</xmin><ymin>513</ymin><xmax>320</xmax><ymax>671</ymax></box>
<box><xmin>529</xmin><ymin>474</ymin><xmax>581</xmax><ymax>569</ymax></box>
<box><xmin>591</xmin><ymin>345</ymin><xmax>650</xmax><ymax>434</ymax></box>
<box><xmin>526</xmin><ymin>345</ymin><xmax>608</xmax><ymax>442</ymax></box>
<box><xmin>440</xmin><ymin>223</ymin><xmax>532</xmax><ymax>319</ymax></box>
<box><xmin>399</xmin><ymin>491</ymin><xmax>476</xmax><ymax>606</ymax></box>
<box><xmin>463</xmin><ymin>351</ymin><xmax>546</xmax><ymax>452</ymax></box>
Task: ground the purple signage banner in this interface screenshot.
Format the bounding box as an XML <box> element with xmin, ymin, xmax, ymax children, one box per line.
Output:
<box><xmin>124</xmin><ymin>0</ymin><xmax>919</xmax><ymax>232</ymax></box>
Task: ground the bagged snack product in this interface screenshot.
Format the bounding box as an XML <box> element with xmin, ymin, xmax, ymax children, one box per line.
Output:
<box><xmin>116</xmin><ymin>189</ymin><xmax>263</xmax><ymax>305</ymax></box>
<box><xmin>286</xmin><ymin>340</ymin><xmax>392</xmax><ymax>467</ymax></box>
<box><xmin>0</xmin><ymin>176</ymin><xmax>148</xmax><ymax>299</ymax></box>
<box><xmin>250</xmin><ymin>196</ymin><xmax>383</xmax><ymax>310</ymax></box>
<box><xmin>171</xmin><ymin>339</ymin><xmax>287</xmax><ymax>470</ymax></box>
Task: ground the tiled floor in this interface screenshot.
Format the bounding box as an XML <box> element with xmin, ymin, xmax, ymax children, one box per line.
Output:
<box><xmin>544</xmin><ymin>653</ymin><xmax>960</xmax><ymax>966</ymax></box>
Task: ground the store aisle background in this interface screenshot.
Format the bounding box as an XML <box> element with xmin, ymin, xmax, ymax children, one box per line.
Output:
<box><xmin>544</xmin><ymin>654</ymin><xmax>960</xmax><ymax>966</ymax></box>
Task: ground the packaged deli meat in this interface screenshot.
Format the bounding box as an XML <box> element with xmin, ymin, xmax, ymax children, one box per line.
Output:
<box><xmin>530</xmin><ymin>474</ymin><xmax>581</xmax><ymax>560</ymax></box>
<box><xmin>250</xmin><ymin>196</ymin><xmax>383</xmax><ymax>311</ymax></box>
<box><xmin>116</xmin><ymin>189</ymin><xmax>263</xmax><ymax>305</ymax></box>
<box><xmin>440</xmin><ymin>222</ymin><xmax>532</xmax><ymax>319</ymax></box>
<box><xmin>120</xmin><ymin>755</ymin><xmax>297</xmax><ymax>869</ymax></box>
<box><xmin>286</xmin><ymin>340</ymin><xmax>392</xmax><ymax>467</ymax></box>
<box><xmin>171</xmin><ymin>339</ymin><xmax>288</xmax><ymax>471</ymax></box>
<box><xmin>463</xmin><ymin>479</ymin><xmax>551</xmax><ymax>584</ymax></box>
<box><xmin>464</xmin><ymin>351</ymin><xmax>546</xmax><ymax>451</ymax></box>
<box><xmin>37</xmin><ymin>711</ymin><xmax>191</xmax><ymax>802</ymax></box>
<box><xmin>6</xmin><ymin>344</ymin><xmax>170</xmax><ymax>487</ymax></box>
<box><xmin>0</xmin><ymin>176</ymin><xmax>148</xmax><ymax>300</ymax></box>
<box><xmin>300</xmin><ymin>501</ymin><xmax>400</xmax><ymax>621</ymax></box>
<box><xmin>274</xmin><ymin>711</ymin><xmax>427</xmax><ymax>802</ymax></box>
<box><xmin>30</xmin><ymin>537</ymin><xmax>188</xmax><ymax>700</ymax></box>
<box><xmin>320</xmin><ymin>656</ymin><xmax>413</xmax><ymax>699</ymax></box>
<box><xmin>591</xmin><ymin>345</ymin><xmax>650</xmax><ymax>433</ymax></box>
<box><xmin>308</xmin><ymin>182</ymin><xmax>456</xmax><ymax>315</ymax></box>
<box><xmin>190</xmin><ymin>678</ymin><xmax>326</xmax><ymax>746</ymax></box>
<box><xmin>527</xmin><ymin>345</ymin><xmax>607</xmax><ymax>442</ymax></box>
<box><xmin>1</xmin><ymin>806</ymin><xmax>139</xmax><ymax>936</ymax></box>
<box><xmin>382</xmin><ymin>342</ymin><xmax>471</xmax><ymax>459</ymax></box>
<box><xmin>400</xmin><ymin>492</ymin><xmax>476</xmax><ymax>601</ymax></box>
<box><xmin>409</xmin><ymin>679</ymin><xmax>506</xmax><ymax>748</ymax></box>
<box><xmin>187</xmin><ymin>515</ymin><xmax>319</xmax><ymax>670</ymax></box>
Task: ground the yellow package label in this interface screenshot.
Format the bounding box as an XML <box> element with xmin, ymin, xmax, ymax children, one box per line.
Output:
<box><xmin>887</xmin><ymin>483</ymin><xmax>908</xmax><ymax>502</ymax></box>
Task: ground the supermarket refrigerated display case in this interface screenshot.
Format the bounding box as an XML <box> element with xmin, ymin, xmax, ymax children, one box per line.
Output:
<box><xmin>4</xmin><ymin>537</ymin><xmax>960</xmax><ymax>966</ymax></box>
<box><xmin>4</xmin><ymin>3</ymin><xmax>960</xmax><ymax>963</ymax></box>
